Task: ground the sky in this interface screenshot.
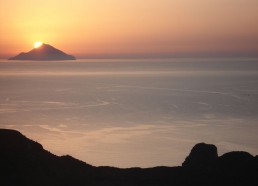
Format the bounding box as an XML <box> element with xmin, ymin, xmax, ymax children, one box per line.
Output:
<box><xmin>0</xmin><ymin>0</ymin><xmax>258</xmax><ymax>58</ymax></box>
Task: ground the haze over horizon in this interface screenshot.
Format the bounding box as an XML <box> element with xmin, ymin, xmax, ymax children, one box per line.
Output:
<box><xmin>1</xmin><ymin>0</ymin><xmax>258</xmax><ymax>59</ymax></box>
<box><xmin>1</xmin><ymin>0</ymin><xmax>258</xmax><ymax>168</ymax></box>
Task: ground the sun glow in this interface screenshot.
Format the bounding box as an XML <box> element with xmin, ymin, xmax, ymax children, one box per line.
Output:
<box><xmin>34</xmin><ymin>41</ymin><xmax>43</xmax><ymax>48</ymax></box>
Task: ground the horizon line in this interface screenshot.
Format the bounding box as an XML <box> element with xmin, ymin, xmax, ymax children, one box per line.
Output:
<box><xmin>2</xmin><ymin>51</ymin><xmax>258</xmax><ymax>60</ymax></box>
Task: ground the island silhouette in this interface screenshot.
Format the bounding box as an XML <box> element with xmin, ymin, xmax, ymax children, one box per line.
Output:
<box><xmin>9</xmin><ymin>43</ymin><xmax>76</xmax><ymax>60</ymax></box>
<box><xmin>1</xmin><ymin>129</ymin><xmax>257</xmax><ymax>186</ymax></box>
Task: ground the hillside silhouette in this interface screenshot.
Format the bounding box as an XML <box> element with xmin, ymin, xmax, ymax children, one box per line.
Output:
<box><xmin>8</xmin><ymin>44</ymin><xmax>76</xmax><ymax>60</ymax></box>
<box><xmin>0</xmin><ymin>129</ymin><xmax>257</xmax><ymax>186</ymax></box>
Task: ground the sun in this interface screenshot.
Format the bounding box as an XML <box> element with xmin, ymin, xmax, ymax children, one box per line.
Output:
<box><xmin>34</xmin><ymin>41</ymin><xmax>43</xmax><ymax>48</ymax></box>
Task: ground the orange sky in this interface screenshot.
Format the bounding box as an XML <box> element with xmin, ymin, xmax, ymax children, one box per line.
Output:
<box><xmin>0</xmin><ymin>0</ymin><xmax>258</xmax><ymax>58</ymax></box>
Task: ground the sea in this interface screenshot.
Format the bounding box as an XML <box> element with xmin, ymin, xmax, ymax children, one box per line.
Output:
<box><xmin>0</xmin><ymin>58</ymin><xmax>258</xmax><ymax>168</ymax></box>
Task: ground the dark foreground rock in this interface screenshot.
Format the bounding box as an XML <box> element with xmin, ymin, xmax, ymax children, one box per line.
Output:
<box><xmin>182</xmin><ymin>142</ymin><xmax>218</xmax><ymax>168</ymax></box>
<box><xmin>0</xmin><ymin>129</ymin><xmax>257</xmax><ymax>186</ymax></box>
<box><xmin>9</xmin><ymin>44</ymin><xmax>76</xmax><ymax>60</ymax></box>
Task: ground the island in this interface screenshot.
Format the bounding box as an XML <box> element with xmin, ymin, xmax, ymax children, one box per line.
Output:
<box><xmin>8</xmin><ymin>43</ymin><xmax>76</xmax><ymax>61</ymax></box>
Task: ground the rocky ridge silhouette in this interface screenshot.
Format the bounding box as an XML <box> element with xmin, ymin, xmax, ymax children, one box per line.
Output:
<box><xmin>0</xmin><ymin>129</ymin><xmax>257</xmax><ymax>186</ymax></box>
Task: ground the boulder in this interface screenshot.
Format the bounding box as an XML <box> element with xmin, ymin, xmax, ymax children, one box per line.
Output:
<box><xmin>182</xmin><ymin>143</ymin><xmax>218</xmax><ymax>168</ymax></box>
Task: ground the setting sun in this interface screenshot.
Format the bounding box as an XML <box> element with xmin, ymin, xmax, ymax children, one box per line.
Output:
<box><xmin>1</xmin><ymin>1</ymin><xmax>258</xmax><ymax>182</ymax></box>
<box><xmin>34</xmin><ymin>41</ymin><xmax>43</xmax><ymax>48</ymax></box>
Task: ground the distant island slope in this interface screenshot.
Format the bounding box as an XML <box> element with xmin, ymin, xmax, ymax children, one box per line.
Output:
<box><xmin>8</xmin><ymin>43</ymin><xmax>76</xmax><ymax>60</ymax></box>
<box><xmin>0</xmin><ymin>129</ymin><xmax>257</xmax><ymax>186</ymax></box>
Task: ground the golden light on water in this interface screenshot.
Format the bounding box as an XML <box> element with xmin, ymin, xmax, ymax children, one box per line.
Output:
<box><xmin>34</xmin><ymin>41</ymin><xmax>43</xmax><ymax>48</ymax></box>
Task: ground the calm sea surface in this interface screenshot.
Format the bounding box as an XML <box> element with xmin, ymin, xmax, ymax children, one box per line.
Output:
<box><xmin>1</xmin><ymin>58</ymin><xmax>258</xmax><ymax>167</ymax></box>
